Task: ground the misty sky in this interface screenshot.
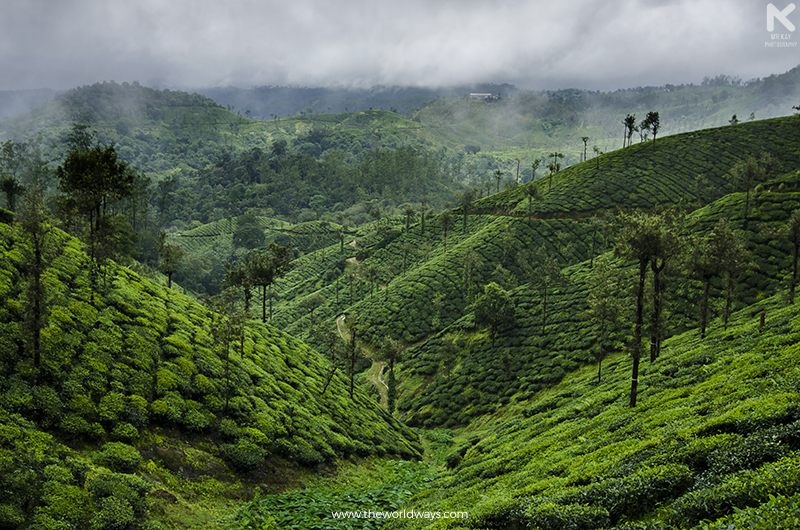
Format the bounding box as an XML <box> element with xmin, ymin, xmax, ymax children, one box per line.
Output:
<box><xmin>1</xmin><ymin>0</ymin><xmax>798</xmax><ymax>91</ymax></box>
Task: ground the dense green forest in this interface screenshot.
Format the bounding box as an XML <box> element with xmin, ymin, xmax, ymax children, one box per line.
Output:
<box><xmin>2</xmin><ymin>76</ymin><xmax>800</xmax><ymax>529</ymax></box>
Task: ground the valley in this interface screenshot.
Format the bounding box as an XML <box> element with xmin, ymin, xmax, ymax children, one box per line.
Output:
<box><xmin>1</xmin><ymin>73</ymin><xmax>800</xmax><ymax>529</ymax></box>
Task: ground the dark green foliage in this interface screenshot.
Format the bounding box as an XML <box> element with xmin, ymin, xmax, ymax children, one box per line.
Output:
<box><xmin>93</xmin><ymin>442</ymin><xmax>142</xmax><ymax>473</ymax></box>
<box><xmin>473</xmin><ymin>282</ymin><xmax>516</xmax><ymax>346</ymax></box>
<box><xmin>223</xmin><ymin>439</ymin><xmax>268</xmax><ymax>470</ymax></box>
<box><xmin>171</xmin><ymin>144</ymin><xmax>459</xmax><ymax>224</ymax></box>
<box><xmin>157</xmin><ymin>229</ymin><xmax>183</xmax><ymax>289</ymax></box>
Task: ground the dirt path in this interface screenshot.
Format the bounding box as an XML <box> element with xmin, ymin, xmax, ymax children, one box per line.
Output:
<box><xmin>336</xmin><ymin>314</ymin><xmax>388</xmax><ymax>408</ymax></box>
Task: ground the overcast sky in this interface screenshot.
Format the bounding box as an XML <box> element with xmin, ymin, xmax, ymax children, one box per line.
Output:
<box><xmin>1</xmin><ymin>0</ymin><xmax>798</xmax><ymax>91</ymax></box>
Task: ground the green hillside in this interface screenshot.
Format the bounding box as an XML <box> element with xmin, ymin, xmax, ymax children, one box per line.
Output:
<box><xmin>0</xmin><ymin>82</ymin><xmax>438</xmax><ymax>178</ymax></box>
<box><xmin>249</xmin><ymin>117</ymin><xmax>800</xmax><ymax>428</ymax></box>
<box><xmin>385</xmin><ymin>289</ymin><xmax>800</xmax><ymax>529</ymax></box>
<box><xmin>0</xmin><ymin>218</ymin><xmax>422</xmax><ymax>529</ymax></box>
<box><xmin>391</xmin><ymin>188</ymin><xmax>800</xmax><ymax>428</ymax></box>
<box><xmin>5</xmin><ymin>78</ymin><xmax>800</xmax><ymax>530</ymax></box>
<box><xmin>214</xmin><ymin>181</ymin><xmax>800</xmax><ymax>528</ymax></box>
<box><xmin>473</xmin><ymin>116</ymin><xmax>800</xmax><ymax>216</ymax></box>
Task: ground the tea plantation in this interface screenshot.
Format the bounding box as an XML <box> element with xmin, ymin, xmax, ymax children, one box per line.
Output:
<box><xmin>473</xmin><ymin>116</ymin><xmax>800</xmax><ymax>216</ymax></box>
<box><xmin>393</xmin><ymin>187</ymin><xmax>800</xmax><ymax>428</ymax></box>
<box><xmin>5</xmin><ymin>102</ymin><xmax>800</xmax><ymax>530</ymax></box>
<box><xmin>384</xmin><ymin>289</ymin><xmax>800</xmax><ymax>529</ymax></box>
<box><xmin>255</xmin><ymin>116</ymin><xmax>800</xmax><ymax>430</ymax></box>
<box><xmin>0</xmin><ymin>220</ymin><xmax>422</xmax><ymax>529</ymax></box>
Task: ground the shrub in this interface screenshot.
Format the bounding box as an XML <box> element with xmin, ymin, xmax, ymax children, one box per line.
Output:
<box><xmin>85</xmin><ymin>472</ymin><xmax>151</xmax><ymax>518</ymax></box>
<box><xmin>667</xmin><ymin>456</ymin><xmax>800</xmax><ymax>526</ymax></box>
<box><xmin>562</xmin><ymin>464</ymin><xmax>694</xmax><ymax>522</ymax></box>
<box><xmin>98</xmin><ymin>392</ymin><xmax>126</xmax><ymax>424</ymax></box>
<box><xmin>61</xmin><ymin>414</ymin><xmax>91</xmax><ymax>437</ymax></box>
<box><xmin>525</xmin><ymin>502</ymin><xmax>611</xmax><ymax>530</ymax></box>
<box><xmin>32</xmin><ymin>386</ymin><xmax>64</xmax><ymax>428</ymax></box>
<box><xmin>43</xmin><ymin>464</ymin><xmax>74</xmax><ymax>484</ymax></box>
<box><xmin>34</xmin><ymin>482</ymin><xmax>93</xmax><ymax>529</ymax></box>
<box><xmin>94</xmin><ymin>442</ymin><xmax>142</xmax><ymax>473</ymax></box>
<box><xmin>219</xmin><ymin>418</ymin><xmax>240</xmax><ymax>440</ymax></box>
<box><xmin>0</xmin><ymin>504</ymin><xmax>25</xmax><ymax>528</ymax></box>
<box><xmin>182</xmin><ymin>402</ymin><xmax>214</xmax><ymax>432</ymax></box>
<box><xmin>111</xmin><ymin>423</ymin><xmax>139</xmax><ymax>442</ymax></box>
<box><xmin>150</xmin><ymin>392</ymin><xmax>185</xmax><ymax>423</ymax></box>
<box><xmin>223</xmin><ymin>439</ymin><xmax>267</xmax><ymax>470</ymax></box>
<box><xmin>290</xmin><ymin>436</ymin><xmax>325</xmax><ymax>466</ymax></box>
<box><xmin>692</xmin><ymin>492</ymin><xmax>800</xmax><ymax>529</ymax></box>
<box><xmin>125</xmin><ymin>395</ymin><xmax>149</xmax><ymax>428</ymax></box>
<box><xmin>91</xmin><ymin>495</ymin><xmax>134</xmax><ymax>530</ymax></box>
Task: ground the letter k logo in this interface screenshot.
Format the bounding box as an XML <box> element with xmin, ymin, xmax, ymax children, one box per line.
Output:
<box><xmin>768</xmin><ymin>3</ymin><xmax>796</xmax><ymax>31</ymax></box>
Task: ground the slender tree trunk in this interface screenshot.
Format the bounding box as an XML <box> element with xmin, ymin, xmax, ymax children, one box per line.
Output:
<box><xmin>541</xmin><ymin>286</ymin><xmax>548</xmax><ymax>335</ymax></box>
<box><xmin>791</xmin><ymin>239</ymin><xmax>799</xmax><ymax>304</ymax></box>
<box><xmin>262</xmin><ymin>285</ymin><xmax>267</xmax><ymax>323</ymax></box>
<box><xmin>631</xmin><ymin>259</ymin><xmax>647</xmax><ymax>408</ymax></box>
<box><xmin>349</xmin><ymin>329</ymin><xmax>357</xmax><ymax>400</ymax></box>
<box><xmin>321</xmin><ymin>366</ymin><xmax>337</xmax><ymax>396</ymax></box>
<box><xmin>650</xmin><ymin>258</ymin><xmax>664</xmax><ymax>362</ymax></box>
<box><xmin>700</xmin><ymin>277</ymin><xmax>711</xmax><ymax>339</ymax></box>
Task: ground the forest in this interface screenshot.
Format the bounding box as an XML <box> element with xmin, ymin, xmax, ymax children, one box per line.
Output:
<box><xmin>1</xmin><ymin>76</ymin><xmax>800</xmax><ymax>529</ymax></box>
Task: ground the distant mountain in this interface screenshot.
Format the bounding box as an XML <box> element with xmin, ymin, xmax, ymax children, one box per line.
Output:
<box><xmin>196</xmin><ymin>83</ymin><xmax>520</xmax><ymax>118</ymax></box>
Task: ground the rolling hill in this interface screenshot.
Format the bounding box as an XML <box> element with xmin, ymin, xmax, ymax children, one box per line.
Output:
<box><xmin>0</xmin><ymin>218</ymin><xmax>421</xmax><ymax>529</ymax></box>
<box><xmin>4</xmin><ymin>78</ymin><xmax>800</xmax><ymax>529</ymax></box>
<box><xmin>213</xmin><ymin>113</ymin><xmax>800</xmax><ymax>530</ymax></box>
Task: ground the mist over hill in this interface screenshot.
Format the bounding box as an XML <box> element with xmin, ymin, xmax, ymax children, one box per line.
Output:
<box><xmin>0</xmin><ymin>88</ymin><xmax>58</xmax><ymax>120</ymax></box>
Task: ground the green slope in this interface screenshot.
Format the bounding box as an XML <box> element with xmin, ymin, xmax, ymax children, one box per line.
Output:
<box><xmin>392</xmin><ymin>187</ymin><xmax>800</xmax><ymax>428</ymax></box>
<box><xmin>251</xmin><ymin>116</ymin><xmax>800</xmax><ymax>430</ymax></box>
<box><xmin>0</xmin><ymin>219</ymin><xmax>422</xmax><ymax>529</ymax></box>
<box><xmin>473</xmin><ymin>116</ymin><xmax>800</xmax><ymax>216</ymax></box>
<box><xmin>386</xmin><ymin>290</ymin><xmax>800</xmax><ymax>529</ymax></box>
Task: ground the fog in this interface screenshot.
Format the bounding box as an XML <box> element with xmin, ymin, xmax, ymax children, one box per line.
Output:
<box><xmin>1</xmin><ymin>0</ymin><xmax>797</xmax><ymax>91</ymax></box>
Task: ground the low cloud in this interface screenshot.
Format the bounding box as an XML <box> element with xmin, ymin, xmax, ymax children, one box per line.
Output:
<box><xmin>1</xmin><ymin>0</ymin><xmax>797</xmax><ymax>91</ymax></box>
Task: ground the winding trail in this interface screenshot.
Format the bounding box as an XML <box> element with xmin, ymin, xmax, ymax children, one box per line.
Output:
<box><xmin>336</xmin><ymin>314</ymin><xmax>389</xmax><ymax>408</ymax></box>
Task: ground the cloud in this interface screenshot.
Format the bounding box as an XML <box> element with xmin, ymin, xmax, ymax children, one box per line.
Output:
<box><xmin>1</xmin><ymin>0</ymin><xmax>797</xmax><ymax>91</ymax></box>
